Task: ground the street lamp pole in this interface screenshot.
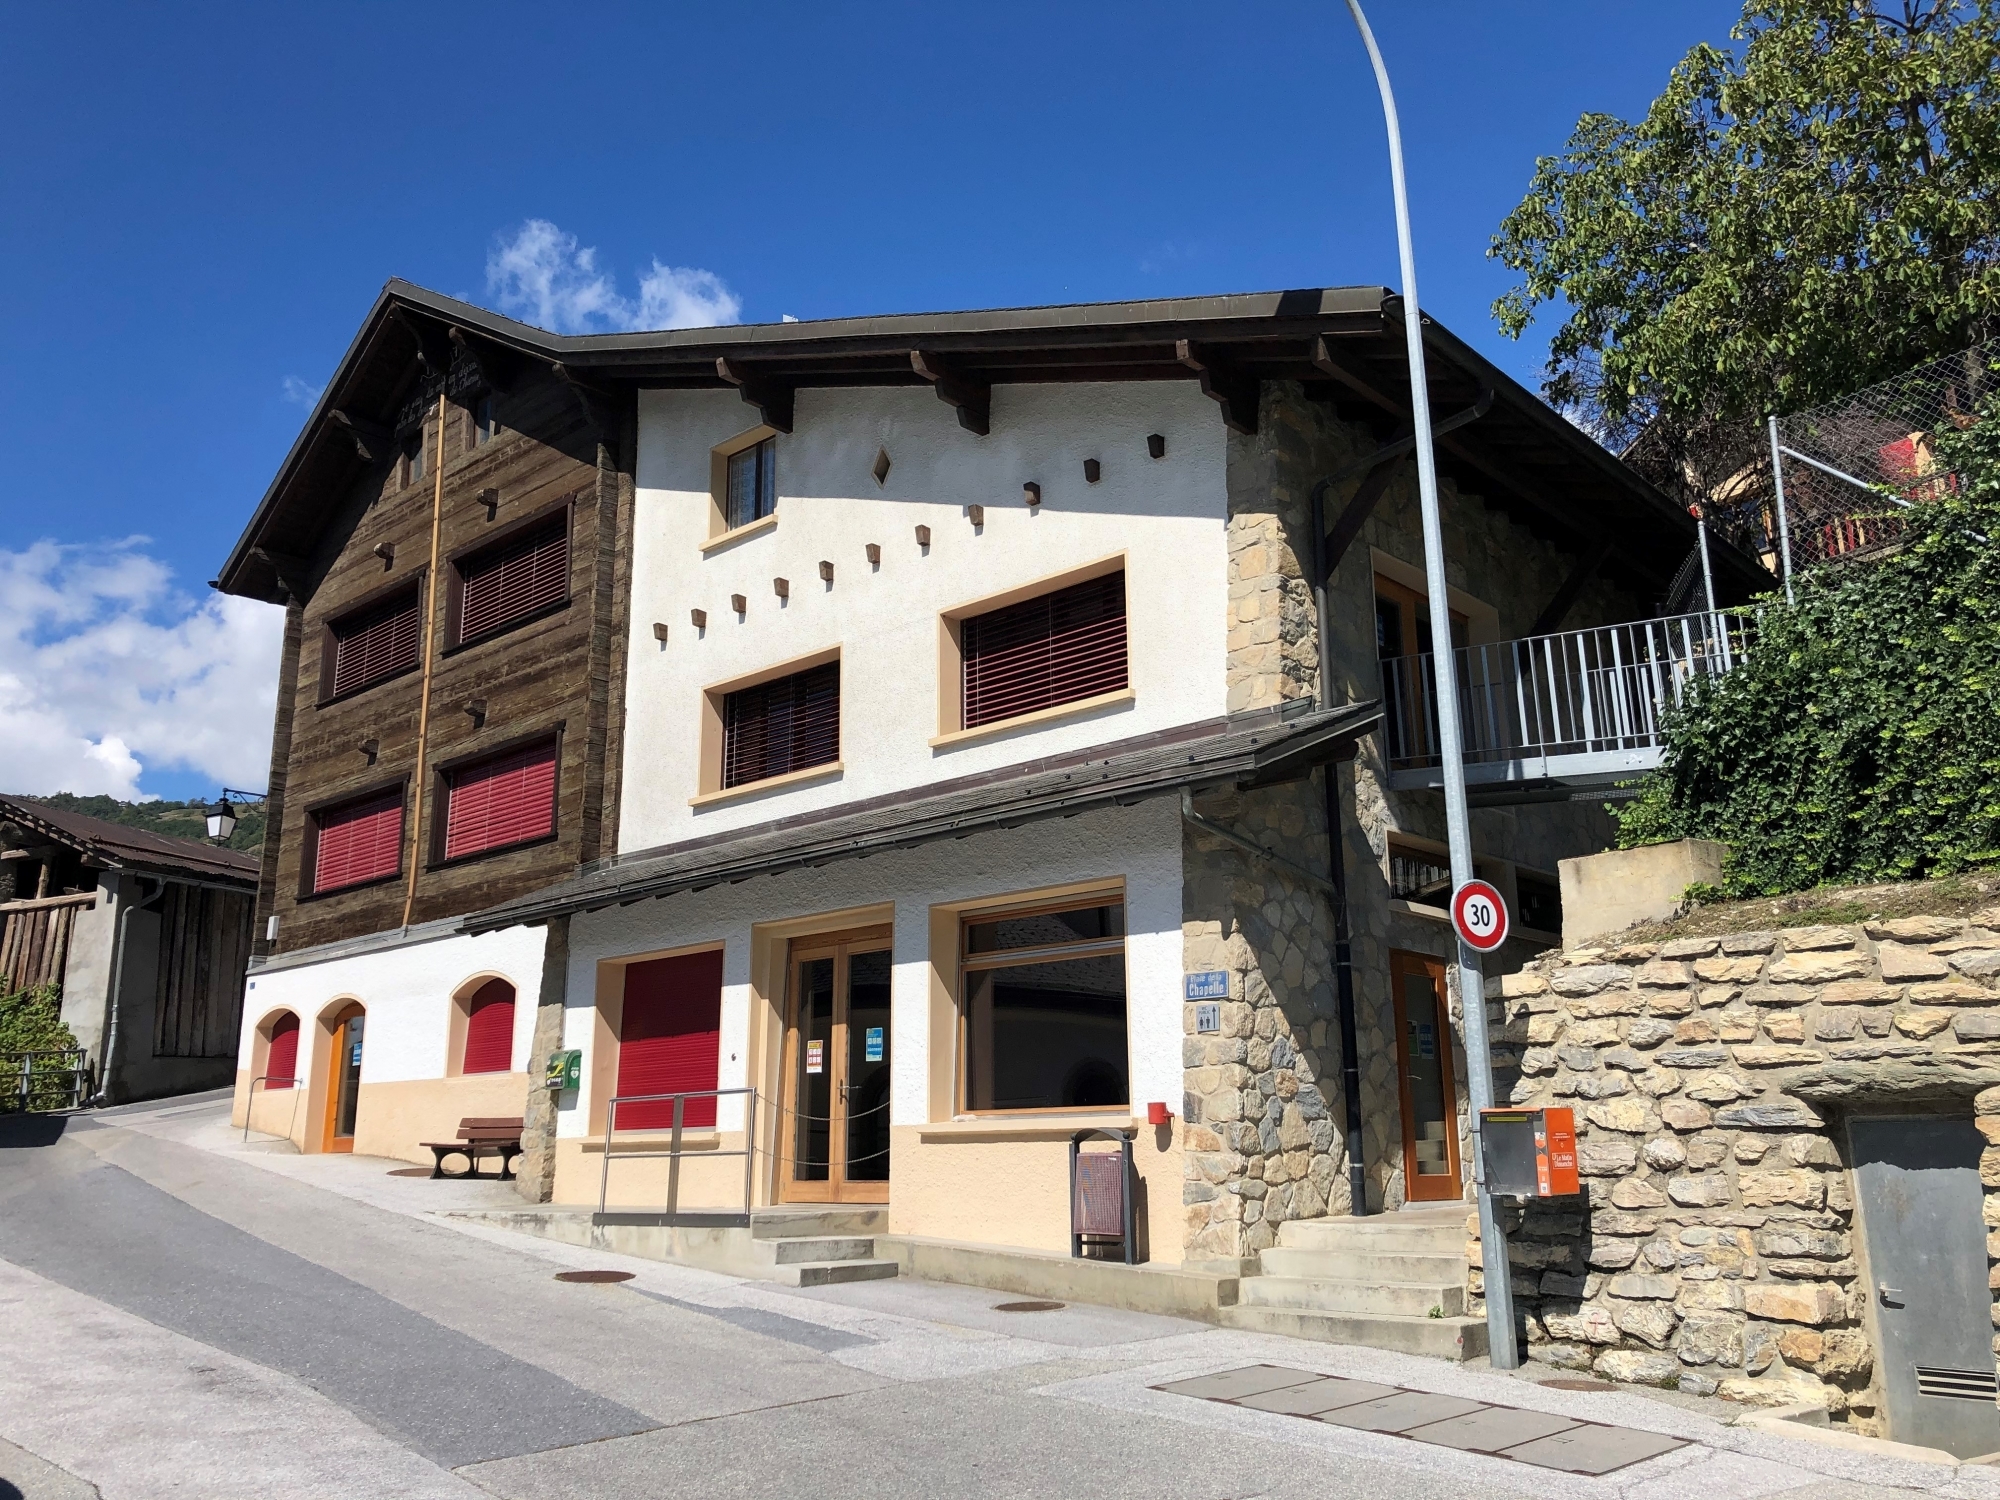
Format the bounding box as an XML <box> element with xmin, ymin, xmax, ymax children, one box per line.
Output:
<box><xmin>1343</xmin><ymin>0</ymin><xmax>1518</xmax><ymax>1368</ymax></box>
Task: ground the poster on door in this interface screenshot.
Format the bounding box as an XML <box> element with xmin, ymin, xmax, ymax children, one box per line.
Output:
<box><xmin>806</xmin><ymin>1040</ymin><xmax>824</xmax><ymax>1074</ymax></box>
<box><xmin>864</xmin><ymin>1027</ymin><xmax>884</xmax><ymax>1062</ymax></box>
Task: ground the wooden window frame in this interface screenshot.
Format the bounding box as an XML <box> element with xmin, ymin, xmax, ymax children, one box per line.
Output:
<box><xmin>444</xmin><ymin>497</ymin><xmax>575</xmax><ymax>654</ymax></box>
<box><xmin>298</xmin><ymin>777</ymin><xmax>409</xmax><ymax>901</ymax></box>
<box><xmin>427</xmin><ymin>726</ymin><xmax>564</xmax><ymax>870</ymax></box>
<box><xmin>469</xmin><ymin>390</ymin><xmax>502</xmax><ymax>451</ymax></box>
<box><xmin>932</xmin><ymin>553</ymin><xmax>1132</xmax><ymax>748</ymax></box>
<box><xmin>316</xmin><ymin>574</ymin><xmax>427</xmax><ymax>707</ymax></box>
<box><xmin>702</xmin><ymin>424</ymin><xmax>781</xmax><ymax>551</ymax></box>
<box><xmin>693</xmin><ymin>646</ymin><xmax>843</xmax><ymax>805</ymax></box>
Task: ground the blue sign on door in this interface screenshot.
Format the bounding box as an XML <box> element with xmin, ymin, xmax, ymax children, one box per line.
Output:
<box><xmin>863</xmin><ymin>1026</ymin><xmax>885</xmax><ymax>1062</ymax></box>
<box><xmin>1184</xmin><ymin>971</ymin><xmax>1229</xmax><ymax>1001</ymax></box>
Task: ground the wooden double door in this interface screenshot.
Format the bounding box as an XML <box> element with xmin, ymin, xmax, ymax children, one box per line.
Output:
<box><xmin>779</xmin><ymin>928</ymin><xmax>891</xmax><ymax>1203</ymax></box>
<box><xmin>1390</xmin><ymin>951</ymin><xmax>1462</xmax><ymax>1201</ymax></box>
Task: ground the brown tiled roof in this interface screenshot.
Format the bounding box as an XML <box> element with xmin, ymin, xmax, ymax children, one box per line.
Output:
<box><xmin>0</xmin><ymin>797</ymin><xmax>259</xmax><ymax>886</ymax></box>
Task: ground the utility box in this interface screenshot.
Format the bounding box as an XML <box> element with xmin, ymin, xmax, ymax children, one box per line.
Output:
<box><xmin>545</xmin><ymin>1049</ymin><xmax>582</xmax><ymax>1092</ymax></box>
<box><xmin>1479</xmin><ymin>1107</ymin><xmax>1579</xmax><ymax>1197</ymax></box>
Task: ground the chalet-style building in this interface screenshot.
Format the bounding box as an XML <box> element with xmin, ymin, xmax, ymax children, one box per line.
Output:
<box><xmin>225</xmin><ymin>281</ymin><xmax>1760</xmax><ymax>1353</ymax></box>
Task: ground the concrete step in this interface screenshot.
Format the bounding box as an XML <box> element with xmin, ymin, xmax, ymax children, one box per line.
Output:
<box><xmin>750</xmin><ymin>1206</ymin><xmax>888</xmax><ymax>1240</ymax></box>
<box><xmin>1238</xmin><ymin>1275</ymin><xmax>1465</xmax><ymax>1318</ymax></box>
<box><xmin>752</xmin><ymin>1235</ymin><xmax>880</xmax><ymax>1266</ymax></box>
<box><xmin>1218</xmin><ymin>1302</ymin><xmax>1489</xmax><ymax>1361</ymax></box>
<box><xmin>1275</xmin><ymin>1214</ymin><xmax>1467</xmax><ymax>1256</ymax></box>
<box><xmin>773</xmin><ymin>1258</ymin><xmax>901</xmax><ymax>1287</ymax></box>
<box><xmin>1257</xmin><ymin>1247</ymin><xmax>1466</xmax><ymax>1283</ymax></box>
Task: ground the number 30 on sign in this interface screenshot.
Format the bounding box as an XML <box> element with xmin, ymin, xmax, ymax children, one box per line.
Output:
<box><xmin>1451</xmin><ymin>880</ymin><xmax>1510</xmax><ymax>952</ymax></box>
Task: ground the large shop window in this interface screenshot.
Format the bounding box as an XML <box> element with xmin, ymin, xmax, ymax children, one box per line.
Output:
<box><xmin>325</xmin><ymin>586</ymin><xmax>421</xmax><ymax>699</ymax></box>
<box><xmin>456</xmin><ymin>516</ymin><xmax>568</xmax><ymax>645</ymax></box>
<box><xmin>460</xmin><ymin>979</ymin><xmax>516</xmax><ymax>1074</ymax></box>
<box><xmin>722</xmin><ymin>661</ymin><xmax>840</xmax><ymax>789</ymax></box>
<box><xmin>615</xmin><ymin>950</ymin><xmax>724</xmax><ymax>1130</ymax></box>
<box><xmin>962</xmin><ymin>571</ymin><xmax>1128</xmax><ymax>731</ymax></box>
<box><xmin>441</xmin><ymin>738</ymin><xmax>558</xmax><ymax>861</ymax></box>
<box><xmin>310</xmin><ymin>788</ymin><xmax>404</xmax><ymax>894</ymax></box>
<box><xmin>264</xmin><ymin>1012</ymin><xmax>300</xmax><ymax>1088</ymax></box>
<box><xmin>962</xmin><ymin>899</ymin><xmax>1127</xmax><ymax>1112</ymax></box>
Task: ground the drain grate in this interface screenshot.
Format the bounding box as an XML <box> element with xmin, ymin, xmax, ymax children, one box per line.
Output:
<box><xmin>994</xmin><ymin>1300</ymin><xmax>1066</xmax><ymax>1312</ymax></box>
<box><xmin>555</xmin><ymin>1270</ymin><xmax>635</xmax><ymax>1284</ymax></box>
<box><xmin>1916</xmin><ymin>1366</ymin><xmax>1999</xmax><ymax>1401</ymax></box>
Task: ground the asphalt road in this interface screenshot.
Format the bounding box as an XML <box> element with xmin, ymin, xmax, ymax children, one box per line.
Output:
<box><xmin>0</xmin><ymin>1098</ymin><xmax>1973</xmax><ymax>1500</ymax></box>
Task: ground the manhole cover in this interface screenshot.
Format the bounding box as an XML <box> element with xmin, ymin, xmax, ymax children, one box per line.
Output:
<box><xmin>993</xmin><ymin>1300</ymin><xmax>1066</xmax><ymax>1312</ymax></box>
<box><xmin>386</xmin><ymin>1167</ymin><xmax>432</xmax><ymax>1177</ymax></box>
<box><xmin>1538</xmin><ymin>1378</ymin><xmax>1611</xmax><ymax>1391</ymax></box>
<box><xmin>554</xmin><ymin>1270</ymin><xmax>635</xmax><ymax>1284</ymax></box>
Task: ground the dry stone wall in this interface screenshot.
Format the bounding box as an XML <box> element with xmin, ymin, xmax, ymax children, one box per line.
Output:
<box><xmin>1484</xmin><ymin>912</ymin><xmax>2000</xmax><ymax>1430</ymax></box>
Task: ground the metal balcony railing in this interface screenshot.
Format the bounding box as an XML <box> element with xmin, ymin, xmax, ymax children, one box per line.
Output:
<box><xmin>1380</xmin><ymin>611</ymin><xmax>1749</xmax><ymax>791</ymax></box>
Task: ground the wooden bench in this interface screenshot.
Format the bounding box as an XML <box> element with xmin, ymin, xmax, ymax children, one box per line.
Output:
<box><xmin>422</xmin><ymin>1116</ymin><xmax>524</xmax><ymax>1180</ymax></box>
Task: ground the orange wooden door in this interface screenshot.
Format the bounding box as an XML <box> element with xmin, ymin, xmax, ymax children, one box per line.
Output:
<box><xmin>1390</xmin><ymin>951</ymin><xmax>1462</xmax><ymax>1202</ymax></box>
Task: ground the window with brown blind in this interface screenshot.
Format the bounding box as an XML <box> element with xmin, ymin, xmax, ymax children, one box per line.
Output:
<box><xmin>722</xmin><ymin>662</ymin><xmax>839</xmax><ymax>789</ymax></box>
<box><xmin>310</xmin><ymin>788</ymin><xmax>404</xmax><ymax>894</ymax></box>
<box><xmin>455</xmin><ymin>516</ymin><xmax>568</xmax><ymax>645</ymax></box>
<box><xmin>325</xmin><ymin>586</ymin><xmax>422</xmax><ymax>699</ymax></box>
<box><xmin>440</xmin><ymin>738</ymin><xmax>558</xmax><ymax>861</ymax></box>
<box><xmin>961</xmin><ymin>571</ymin><xmax>1128</xmax><ymax>730</ymax></box>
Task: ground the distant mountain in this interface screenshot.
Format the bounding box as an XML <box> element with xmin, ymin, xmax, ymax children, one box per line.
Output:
<box><xmin>17</xmin><ymin>793</ymin><xmax>267</xmax><ymax>854</ymax></box>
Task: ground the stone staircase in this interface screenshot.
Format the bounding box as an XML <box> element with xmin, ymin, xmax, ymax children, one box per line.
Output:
<box><xmin>1220</xmin><ymin>1206</ymin><xmax>1488</xmax><ymax>1360</ymax></box>
<box><xmin>746</xmin><ymin>1206</ymin><xmax>898</xmax><ymax>1286</ymax></box>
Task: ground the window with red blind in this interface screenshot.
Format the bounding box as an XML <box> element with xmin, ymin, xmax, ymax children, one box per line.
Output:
<box><xmin>722</xmin><ymin>662</ymin><xmax>839</xmax><ymax>789</ymax></box>
<box><xmin>265</xmin><ymin>1012</ymin><xmax>300</xmax><ymax>1088</ymax></box>
<box><xmin>460</xmin><ymin>979</ymin><xmax>516</xmax><ymax>1074</ymax></box>
<box><xmin>456</xmin><ymin>516</ymin><xmax>568</xmax><ymax>644</ymax></box>
<box><xmin>442</xmin><ymin>739</ymin><xmax>558</xmax><ymax>861</ymax></box>
<box><xmin>311</xmin><ymin>788</ymin><xmax>404</xmax><ymax>893</ymax></box>
<box><xmin>326</xmin><ymin>587</ymin><xmax>422</xmax><ymax>699</ymax></box>
<box><xmin>614</xmin><ymin>950</ymin><xmax>723</xmax><ymax>1129</ymax></box>
<box><xmin>961</xmin><ymin>570</ymin><xmax>1127</xmax><ymax>730</ymax></box>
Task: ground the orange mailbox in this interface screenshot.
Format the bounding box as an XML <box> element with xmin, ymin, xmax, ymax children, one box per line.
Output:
<box><xmin>1479</xmin><ymin>1107</ymin><xmax>1580</xmax><ymax>1197</ymax></box>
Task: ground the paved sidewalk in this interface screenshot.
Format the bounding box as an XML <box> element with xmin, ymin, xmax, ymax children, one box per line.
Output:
<box><xmin>2</xmin><ymin>1097</ymin><xmax>1994</xmax><ymax>1500</ymax></box>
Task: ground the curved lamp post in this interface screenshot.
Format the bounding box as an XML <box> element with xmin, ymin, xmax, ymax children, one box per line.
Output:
<box><xmin>1343</xmin><ymin>0</ymin><xmax>1518</xmax><ymax>1369</ymax></box>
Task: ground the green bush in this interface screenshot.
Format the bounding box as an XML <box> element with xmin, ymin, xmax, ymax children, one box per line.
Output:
<box><xmin>0</xmin><ymin>984</ymin><xmax>83</xmax><ymax>1112</ymax></box>
<box><xmin>1615</xmin><ymin>402</ymin><xmax>2000</xmax><ymax>897</ymax></box>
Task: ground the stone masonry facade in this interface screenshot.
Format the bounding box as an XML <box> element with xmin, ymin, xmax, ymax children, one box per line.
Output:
<box><xmin>1484</xmin><ymin>911</ymin><xmax>2000</xmax><ymax>1432</ymax></box>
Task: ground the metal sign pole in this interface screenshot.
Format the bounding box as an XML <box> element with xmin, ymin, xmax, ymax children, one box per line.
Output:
<box><xmin>1767</xmin><ymin>415</ymin><xmax>1797</xmax><ymax>605</ymax></box>
<box><xmin>1345</xmin><ymin>0</ymin><xmax>1518</xmax><ymax>1368</ymax></box>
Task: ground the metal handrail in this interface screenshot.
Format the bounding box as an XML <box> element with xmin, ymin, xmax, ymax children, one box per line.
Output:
<box><xmin>597</xmin><ymin>1086</ymin><xmax>759</xmax><ymax>1222</ymax></box>
<box><xmin>242</xmin><ymin>1074</ymin><xmax>301</xmax><ymax>1144</ymax></box>
<box><xmin>4</xmin><ymin>1048</ymin><xmax>90</xmax><ymax>1113</ymax></box>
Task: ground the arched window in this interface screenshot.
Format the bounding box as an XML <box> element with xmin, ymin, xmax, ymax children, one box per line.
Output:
<box><xmin>461</xmin><ymin>979</ymin><xmax>516</xmax><ymax>1074</ymax></box>
<box><xmin>265</xmin><ymin>1012</ymin><xmax>301</xmax><ymax>1089</ymax></box>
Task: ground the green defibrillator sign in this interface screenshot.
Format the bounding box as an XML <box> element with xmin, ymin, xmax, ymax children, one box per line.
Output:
<box><xmin>545</xmin><ymin>1049</ymin><xmax>582</xmax><ymax>1091</ymax></box>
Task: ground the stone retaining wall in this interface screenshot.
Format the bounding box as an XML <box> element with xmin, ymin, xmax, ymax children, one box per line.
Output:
<box><xmin>1482</xmin><ymin>911</ymin><xmax>2000</xmax><ymax>1432</ymax></box>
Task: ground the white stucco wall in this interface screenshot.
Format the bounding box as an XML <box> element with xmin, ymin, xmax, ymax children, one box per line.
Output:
<box><xmin>619</xmin><ymin>382</ymin><xmax>1229</xmax><ymax>853</ymax></box>
<box><xmin>236</xmin><ymin>927</ymin><xmax>546</xmax><ymax>1085</ymax></box>
<box><xmin>558</xmin><ymin>796</ymin><xmax>1185</xmax><ymax>1140</ymax></box>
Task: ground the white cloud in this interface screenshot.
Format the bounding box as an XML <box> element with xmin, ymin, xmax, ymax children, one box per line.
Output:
<box><xmin>280</xmin><ymin>375</ymin><xmax>323</xmax><ymax>408</ymax></box>
<box><xmin>486</xmin><ymin>219</ymin><xmax>742</xmax><ymax>334</ymax></box>
<box><xmin>0</xmin><ymin>540</ymin><xmax>284</xmax><ymax>799</ymax></box>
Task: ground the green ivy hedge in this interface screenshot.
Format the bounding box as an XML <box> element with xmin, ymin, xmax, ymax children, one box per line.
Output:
<box><xmin>1615</xmin><ymin>401</ymin><xmax>2000</xmax><ymax>897</ymax></box>
<box><xmin>1</xmin><ymin>983</ymin><xmax>83</xmax><ymax>1112</ymax></box>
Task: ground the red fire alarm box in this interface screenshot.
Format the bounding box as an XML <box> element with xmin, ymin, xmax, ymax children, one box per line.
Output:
<box><xmin>1479</xmin><ymin>1107</ymin><xmax>1580</xmax><ymax>1197</ymax></box>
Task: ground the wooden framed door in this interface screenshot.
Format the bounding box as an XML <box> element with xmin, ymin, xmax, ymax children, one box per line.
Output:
<box><xmin>1390</xmin><ymin>951</ymin><xmax>1461</xmax><ymax>1202</ymax></box>
<box><xmin>322</xmin><ymin>1003</ymin><xmax>365</xmax><ymax>1155</ymax></box>
<box><xmin>779</xmin><ymin>927</ymin><xmax>892</xmax><ymax>1203</ymax></box>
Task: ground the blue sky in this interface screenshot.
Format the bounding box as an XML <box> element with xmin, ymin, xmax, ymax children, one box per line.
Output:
<box><xmin>0</xmin><ymin>1</ymin><xmax>1742</xmax><ymax>802</ymax></box>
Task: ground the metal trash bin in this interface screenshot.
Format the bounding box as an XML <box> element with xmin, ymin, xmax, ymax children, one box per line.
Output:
<box><xmin>1070</xmin><ymin>1128</ymin><xmax>1137</xmax><ymax>1265</ymax></box>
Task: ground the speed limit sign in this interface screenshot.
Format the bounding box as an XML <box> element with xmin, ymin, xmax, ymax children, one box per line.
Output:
<box><xmin>1452</xmin><ymin>880</ymin><xmax>1510</xmax><ymax>952</ymax></box>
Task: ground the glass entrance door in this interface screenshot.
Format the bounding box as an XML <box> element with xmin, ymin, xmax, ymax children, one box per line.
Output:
<box><xmin>781</xmin><ymin>930</ymin><xmax>891</xmax><ymax>1202</ymax></box>
<box><xmin>323</xmin><ymin>1004</ymin><xmax>365</xmax><ymax>1154</ymax></box>
<box><xmin>1390</xmin><ymin>951</ymin><xmax>1461</xmax><ymax>1202</ymax></box>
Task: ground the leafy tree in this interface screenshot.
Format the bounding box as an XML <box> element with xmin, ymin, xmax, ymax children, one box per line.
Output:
<box><xmin>1490</xmin><ymin>1</ymin><xmax>2000</xmax><ymax>496</ymax></box>
<box><xmin>1614</xmin><ymin>394</ymin><xmax>2000</xmax><ymax>893</ymax></box>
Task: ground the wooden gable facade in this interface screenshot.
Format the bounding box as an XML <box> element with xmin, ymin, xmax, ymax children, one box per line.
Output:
<box><xmin>221</xmin><ymin>309</ymin><xmax>634</xmax><ymax>956</ymax></box>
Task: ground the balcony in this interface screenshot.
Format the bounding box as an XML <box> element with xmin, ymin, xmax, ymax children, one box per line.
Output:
<box><xmin>1379</xmin><ymin>612</ymin><xmax>1747</xmax><ymax>800</ymax></box>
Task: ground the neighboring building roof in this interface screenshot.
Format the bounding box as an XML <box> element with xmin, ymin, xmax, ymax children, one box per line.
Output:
<box><xmin>459</xmin><ymin>698</ymin><xmax>1381</xmax><ymax>934</ymax></box>
<box><xmin>0</xmin><ymin>797</ymin><xmax>260</xmax><ymax>887</ymax></box>
<box><xmin>215</xmin><ymin>280</ymin><xmax>1766</xmax><ymax>608</ymax></box>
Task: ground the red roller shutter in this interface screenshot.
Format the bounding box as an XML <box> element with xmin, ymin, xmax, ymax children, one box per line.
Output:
<box><xmin>614</xmin><ymin>950</ymin><xmax>723</xmax><ymax>1130</ymax></box>
<box><xmin>312</xmin><ymin>790</ymin><xmax>404</xmax><ymax>893</ymax></box>
<box><xmin>722</xmin><ymin>662</ymin><xmax>840</xmax><ymax>789</ymax></box>
<box><xmin>265</xmin><ymin>1012</ymin><xmax>300</xmax><ymax>1088</ymax></box>
<box><xmin>461</xmin><ymin>979</ymin><xmax>516</xmax><ymax>1074</ymax></box>
<box><xmin>443</xmin><ymin>739</ymin><xmax>558</xmax><ymax>860</ymax></box>
<box><xmin>962</xmin><ymin>571</ymin><xmax>1127</xmax><ymax>730</ymax></box>
<box><xmin>459</xmin><ymin>518</ymin><xmax>568</xmax><ymax>643</ymax></box>
<box><xmin>330</xmin><ymin>588</ymin><xmax>422</xmax><ymax>697</ymax></box>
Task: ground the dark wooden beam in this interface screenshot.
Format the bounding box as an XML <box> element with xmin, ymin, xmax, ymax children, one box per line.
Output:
<box><xmin>550</xmin><ymin>362</ymin><xmax>620</xmax><ymax>441</ymax></box>
<box><xmin>909</xmin><ymin>352</ymin><xmax>991</xmax><ymax>436</ymax></box>
<box><xmin>1175</xmin><ymin>340</ymin><xmax>1258</xmax><ymax>434</ymax></box>
<box><xmin>391</xmin><ymin>308</ymin><xmax>452</xmax><ymax>378</ymax></box>
<box><xmin>1321</xmin><ymin>455</ymin><xmax>1410</xmax><ymax>576</ymax></box>
<box><xmin>327</xmin><ymin>409</ymin><xmax>393</xmax><ymax>464</ymax></box>
<box><xmin>1310</xmin><ymin>335</ymin><xmax>1401</xmax><ymax>416</ymax></box>
<box><xmin>249</xmin><ymin>546</ymin><xmax>314</xmax><ymax>599</ymax></box>
<box><xmin>1529</xmin><ymin>538</ymin><xmax>1617</xmax><ymax>636</ymax></box>
<box><xmin>449</xmin><ymin>326</ymin><xmax>522</xmax><ymax>392</ymax></box>
<box><xmin>714</xmin><ymin>357</ymin><xmax>795</xmax><ymax>433</ymax></box>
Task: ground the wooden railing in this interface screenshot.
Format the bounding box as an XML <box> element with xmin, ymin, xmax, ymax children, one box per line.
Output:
<box><xmin>0</xmin><ymin>892</ymin><xmax>95</xmax><ymax>993</ymax></box>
